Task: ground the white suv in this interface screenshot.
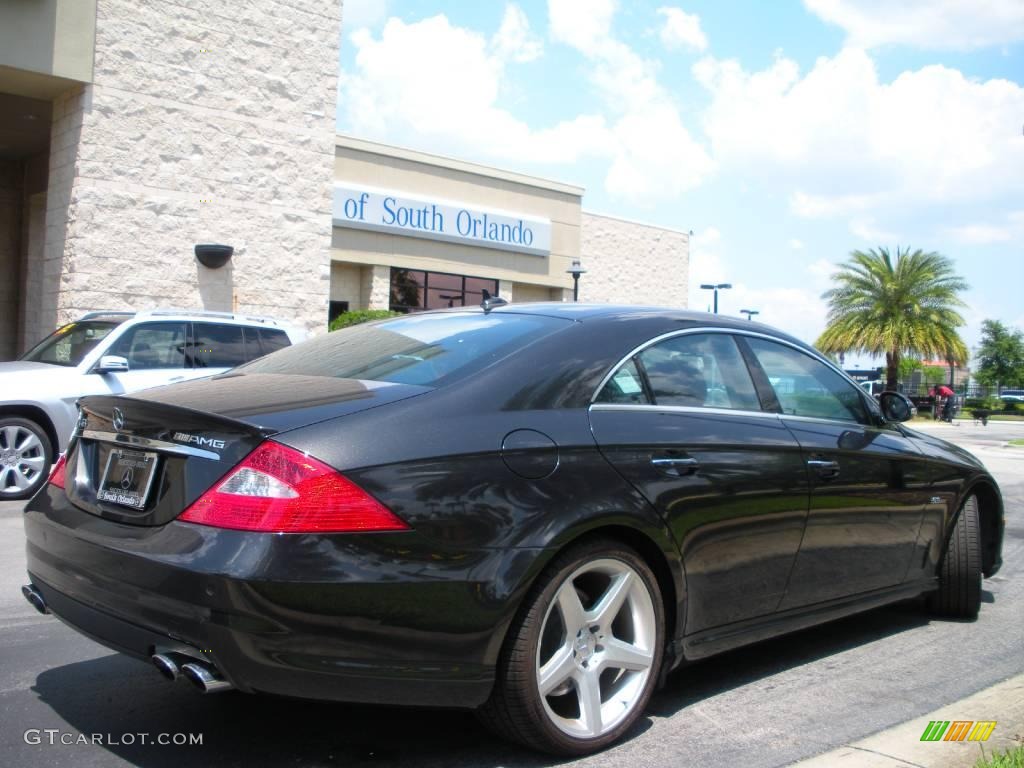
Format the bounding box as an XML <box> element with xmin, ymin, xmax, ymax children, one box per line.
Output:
<box><xmin>0</xmin><ymin>309</ymin><xmax>306</xmax><ymax>500</ymax></box>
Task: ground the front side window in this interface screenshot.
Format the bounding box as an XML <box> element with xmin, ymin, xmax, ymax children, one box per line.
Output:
<box><xmin>107</xmin><ymin>322</ymin><xmax>189</xmax><ymax>370</ymax></box>
<box><xmin>20</xmin><ymin>320</ymin><xmax>123</xmax><ymax>367</ymax></box>
<box><xmin>744</xmin><ymin>337</ymin><xmax>867</xmax><ymax>423</ymax></box>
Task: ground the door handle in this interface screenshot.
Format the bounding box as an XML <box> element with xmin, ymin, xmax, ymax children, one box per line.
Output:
<box><xmin>807</xmin><ymin>458</ymin><xmax>840</xmax><ymax>479</ymax></box>
<box><xmin>651</xmin><ymin>456</ymin><xmax>699</xmax><ymax>475</ymax></box>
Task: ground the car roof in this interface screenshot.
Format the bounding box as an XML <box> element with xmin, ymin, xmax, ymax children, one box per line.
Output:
<box><xmin>78</xmin><ymin>309</ymin><xmax>294</xmax><ymax>330</ymax></box>
<box><xmin>422</xmin><ymin>302</ymin><xmax>811</xmax><ymax>350</ymax></box>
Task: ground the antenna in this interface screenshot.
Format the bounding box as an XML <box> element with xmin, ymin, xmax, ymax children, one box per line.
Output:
<box><xmin>481</xmin><ymin>289</ymin><xmax>508</xmax><ymax>313</ymax></box>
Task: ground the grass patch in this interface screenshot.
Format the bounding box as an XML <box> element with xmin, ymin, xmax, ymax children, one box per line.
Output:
<box><xmin>1009</xmin><ymin>439</ymin><xmax>1024</xmax><ymax>447</ymax></box>
<box><xmin>974</xmin><ymin>745</ymin><xmax>1024</xmax><ymax>768</ymax></box>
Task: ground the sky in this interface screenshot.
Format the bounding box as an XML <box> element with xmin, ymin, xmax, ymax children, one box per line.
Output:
<box><xmin>335</xmin><ymin>0</ymin><xmax>1024</xmax><ymax>368</ymax></box>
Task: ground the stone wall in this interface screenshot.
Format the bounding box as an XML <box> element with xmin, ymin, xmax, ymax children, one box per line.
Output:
<box><xmin>580</xmin><ymin>212</ymin><xmax>689</xmax><ymax>307</ymax></box>
<box><xmin>0</xmin><ymin>160</ymin><xmax>20</xmax><ymax>360</ymax></box>
<box><xmin>35</xmin><ymin>0</ymin><xmax>341</xmax><ymax>341</ymax></box>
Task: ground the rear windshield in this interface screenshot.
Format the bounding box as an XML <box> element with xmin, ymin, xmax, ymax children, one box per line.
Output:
<box><xmin>20</xmin><ymin>320</ymin><xmax>124</xmax><ymax>367</ymax></box>
<box><xmin>239</xmin><ymin>312</ymin><xmax>569</xmax><ymax>387</ymax></box>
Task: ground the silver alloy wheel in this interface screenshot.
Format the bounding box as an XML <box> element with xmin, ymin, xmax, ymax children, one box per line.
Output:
<box><xmin>536</xmin><ymin>558</ymin><xmax>657</xmax><ymax>739</ymax></box>
<box><xmin>0</xmin><ymin>424</ymin><xmax>46</xmax><ymax>496</ymax></box>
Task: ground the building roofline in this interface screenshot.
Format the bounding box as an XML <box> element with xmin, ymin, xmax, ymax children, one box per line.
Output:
<box><xmin>335</xmin><ymin>133</ymin><xmax>585</xmax><ymax>198</ymax></box>
<box><xmin>582</xmin><ymin>209</ymin><xmax>691</xmax><ymax>239</ymax></box>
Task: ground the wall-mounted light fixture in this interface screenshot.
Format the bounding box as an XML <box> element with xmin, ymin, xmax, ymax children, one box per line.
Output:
<box><xmin>194</xmin><ymin>243</ymin><xmax>234</xmax><ymax>269</ymax></box>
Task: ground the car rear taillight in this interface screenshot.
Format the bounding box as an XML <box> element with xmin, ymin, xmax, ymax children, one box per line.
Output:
<box><xmin>178</xmin><ymin>441</ymin><xmax>408</xmax><ymax>534</ymax></box>
<box><xmin>48</xmin><ymin>454</ymin><xmax>67</xmax><ymax>490</ymax></box>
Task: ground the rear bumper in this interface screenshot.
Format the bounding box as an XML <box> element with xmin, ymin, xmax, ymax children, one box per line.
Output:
<box><xmin>22</xmin><ymin>487</ymin><xmax>527</xmax><ymax>709</ymax></box>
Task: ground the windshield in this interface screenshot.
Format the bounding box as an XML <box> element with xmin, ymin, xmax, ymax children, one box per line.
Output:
<box><xmin>20</xmin><ymin>320</ymin><xmax>124</xmax><ymax>367</ymax></box>
<box><xmin>240</xmin><ymin>312</ymin><xmax>570</xmax><ymax>387</ymax></box>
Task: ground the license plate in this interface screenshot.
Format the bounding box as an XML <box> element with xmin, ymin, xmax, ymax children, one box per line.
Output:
<box><xmin>97</xmin><ymin>448</ymin><xmax>158</xmax><ymax>510</ymax></box>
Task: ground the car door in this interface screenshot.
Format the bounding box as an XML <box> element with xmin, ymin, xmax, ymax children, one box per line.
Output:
<box><xmin>189</xmin><ymin>322</ymin><xmax>249</xmax><ymax>376</ymax></box>
<box><xmin>94</xmin><ymin>321</ymin><xmax>194</xmax><ymax>394</ymax></box>
<box><xmin>589</xmin><ymin>331</ymin><xmax>810</xmax><ymax>638</ymax></box>
<box><xmin>739</xmin><ymin>336</ymin><xmax>932</xmax><ymax>608</ymax></box>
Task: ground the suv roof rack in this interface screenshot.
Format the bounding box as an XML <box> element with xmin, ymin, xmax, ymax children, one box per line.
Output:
<box><xmin>79</xmin><ymin>311</ymin><xmax>137</xmax><ymax>320</ymax></box>
<box><xmin>135</xmin><ymin>308</ymin><xmax>284</xmax><ymax>326</ymax></box>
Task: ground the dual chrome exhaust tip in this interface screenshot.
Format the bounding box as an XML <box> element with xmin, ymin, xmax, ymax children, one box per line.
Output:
<box><xmin>21</xmin><ymin>584</ymin><xmax>49</xmax><ymax>615</ymax></box>
<box><xmin>22</xmin><ymin>584</ymin><xmax>232</xmax><ymax>694</ymax></box>
<box><xmin>151</xmin><ymin>653</ymin><xmax>233</xmax><ymax>693</ymax></box>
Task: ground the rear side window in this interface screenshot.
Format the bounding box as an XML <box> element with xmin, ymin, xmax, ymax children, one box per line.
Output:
<box><xmin>257</xmin><ymin>328</ymin><xmax>291</xmax><ymax>354</ymax></box>
<box><xmin>191</xmin><ymin>323</ymin><xmax>247</xmax><ymax>368</ymax></box>
<box><xmin>596</xmin><ymin>359</ymin><xmax>650</xmax><ymax>404</ymax></box>
<box><xmin>108</xmin><ymin>322</ymin><xmax>189</xmax><ymax>370</ymax></box>
<box><xmin>240</xmin><ymin>312</ymin><xmax>569</xmax><ymax>387</ymax></box>
<box><xmin>744</xmin><ymin>337</ymin><xmax>867</xmax><ymax>423</ymax></box>
<box><xmin>596</xmin><ymin>333</ymin><xmax>761</xmax><ymax>411</ymax></box>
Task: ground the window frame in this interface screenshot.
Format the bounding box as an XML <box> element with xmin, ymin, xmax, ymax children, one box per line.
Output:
<box><xmin>590</xmin><ymin>327</ymin><xmax>881</xmax><ymax>427</ymax></box>
<box><xmin>106</xmin><ymin>320</ymin><xmax>193</xmax><ymax>371</ymax></box>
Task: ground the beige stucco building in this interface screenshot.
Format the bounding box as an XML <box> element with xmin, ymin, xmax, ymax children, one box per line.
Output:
<box><xmin>0</xmin><ymin>0</ymin><xmax>689</xmax><ymax>361</ymax></box>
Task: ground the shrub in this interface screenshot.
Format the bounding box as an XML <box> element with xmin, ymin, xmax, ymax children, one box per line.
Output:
<box><xmin>328</xmin><ymin>309</ymin><xmax>401</xmax><ymax>332</ymax></box>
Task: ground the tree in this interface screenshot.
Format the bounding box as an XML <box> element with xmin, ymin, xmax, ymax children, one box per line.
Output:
<box><xmin>975</xmin><ymin>319</ymin><xmax>1024</xmax><ymax>389</ymax></box>
<box><xmin>816</xmin><ymin>247</ymin><xmax>968</xmax><ymax>391</ymax></box>
<box><xmin>898</xmin><ymin>356</ymin><xmax>922</xmax><ymax>383</ymax></box>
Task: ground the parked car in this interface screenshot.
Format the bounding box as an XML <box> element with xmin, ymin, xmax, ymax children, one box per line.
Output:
<box><xmin>998</xmin><ymin>389</ymin><xmax>1024</xmax><ymax>402</ymax></box>
<box><xmin>23</xmin><ymin>305</ymin><xmax>1003</xmax><ymax>755</ymax></box>
<box><xmin>1</xmin><ymin>309</ymin><xmax>305</xmax><ymax>499</ymax></box>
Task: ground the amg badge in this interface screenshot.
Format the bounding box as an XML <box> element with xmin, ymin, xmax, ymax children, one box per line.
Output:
<box><xmin>172</xmin><ymin>432</ymin><xmax>227</xmax><ymax>450</ymax></box>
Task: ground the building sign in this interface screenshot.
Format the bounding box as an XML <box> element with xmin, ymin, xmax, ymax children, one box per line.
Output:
<box><xmin>333</xmin><ymin>183</ymin><xmax>551</xmax><ymax>257</ymax></box>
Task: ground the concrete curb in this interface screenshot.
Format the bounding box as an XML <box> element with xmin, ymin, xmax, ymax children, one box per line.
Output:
<box><xmin>791</xmin><ymin>674</ymin><xmax>1024</xmax><ymax>767</ymax></box>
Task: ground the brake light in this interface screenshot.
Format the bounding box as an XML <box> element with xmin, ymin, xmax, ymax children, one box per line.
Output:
<box><xmin>48</xmin><ymin>454</ymin><xmax>67</xmax><ymax>490</ymax></box>
<box><xmin>178</xmin><ymin>441</ymin><xmax>408</xmax><ymax>533</ymax></box>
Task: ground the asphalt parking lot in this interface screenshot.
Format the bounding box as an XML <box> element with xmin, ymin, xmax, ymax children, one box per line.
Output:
<box><xmin>1</xmin><ymin>420</ymin><xmax>1021</xmax><ymax>768</ymax></box>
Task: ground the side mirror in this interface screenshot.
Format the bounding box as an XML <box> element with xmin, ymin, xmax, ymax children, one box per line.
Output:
<box><xmin>95</xmin><ymin>355</ymin><xmax>129</xmax><ymax>374</ymax></box>
<box><xmin>879</xmin><ymin>391</ymin><xmax>913</xmax><ymax>423</ymax></box>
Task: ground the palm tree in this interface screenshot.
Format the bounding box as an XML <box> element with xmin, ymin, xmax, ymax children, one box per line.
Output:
<box><xmin>816</xmin><ymin>247</ymin><xmax>968</xmax><ymax>391</ymax></box>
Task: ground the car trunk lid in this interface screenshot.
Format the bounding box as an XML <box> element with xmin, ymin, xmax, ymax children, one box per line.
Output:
<box><xmin>67</xmin><ymin>375</ymin><xmax>429</xmax><ymax>526</ymax></box>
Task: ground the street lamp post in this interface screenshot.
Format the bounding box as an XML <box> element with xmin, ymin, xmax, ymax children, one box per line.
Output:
<box><xmin>739</xmin><ymin>308</ymin><xmax>759</xmax><ymax>321</ymax></box>
<box><xmin>566</xmin><ymin>259</ymin><xmax>587</xmax><ymax>302</ymax></box>
<box><xmin>699</xmin><ymin>283</ymin><xmax>731</xmax><ymax>314</ymax></box>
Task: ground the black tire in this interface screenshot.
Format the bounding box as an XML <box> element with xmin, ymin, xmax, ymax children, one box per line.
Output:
<box><xmin>0</xmin><ymin>417</ymin><xmax>53</xmax><ymax>501</ymax></box>
<box><xmin>928</xmin><ymin>494</ymin><xmax>982</xmax><ymax>619</ymax></box>
<box><xmin>477</xmin><ymin>538</ymin><xmax>664</xmax><ymax>756</ymax></box>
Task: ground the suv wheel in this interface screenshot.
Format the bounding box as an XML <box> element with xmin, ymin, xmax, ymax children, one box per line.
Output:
<box><xmin>0</xmin><ymin>417</ymin><xmax>53</xmax><ymax>501</ymax></box>
<box><xmin>478</xmin><ymin>538</ymin><xmax>664</xmax><ymax>755</ymax></box>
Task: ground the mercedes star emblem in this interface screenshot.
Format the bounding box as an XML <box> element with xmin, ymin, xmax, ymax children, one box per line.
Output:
<box><xmin>112</xmin><ymin>407</ymin><xmax>125</xmax><ymax>432</ymax></box>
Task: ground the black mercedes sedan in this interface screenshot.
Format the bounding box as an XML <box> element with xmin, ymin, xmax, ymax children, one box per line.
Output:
<box><xmin>22</xmin><ymin>304</ymin><xmax>1004</xmax><ymax>755</ymax></box>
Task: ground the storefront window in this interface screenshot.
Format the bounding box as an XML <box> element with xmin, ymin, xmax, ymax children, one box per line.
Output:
<box><xmin>389</xmin><ymin>269</ymin><xmax>498</xmax><ymax>313</ymax></box>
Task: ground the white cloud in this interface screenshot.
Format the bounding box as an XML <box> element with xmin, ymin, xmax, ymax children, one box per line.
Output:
<box><xmin>849</xmin><ymin>218</ymin><xmax>898</xmax><ymax>243</ymax></box>
<box><xmin>947</xmin><ymin>210</ymin><xmax>1024</xmax><ymax>244</ymax></box>
<box><xmin>342</xmin><ymin>0</ymin><xmax>389</xmax><ymax>31</ymax></box>
<box><xmin>340</xmin><ymin>3</ymin><xmax>713</xmax><ymax>205</ymax></box>
<box><xmin>547</xmin><ymin>0</ymin><xmax>714</xmax><ymax>203</ymax></box>
<box><xmin>657</xmin><ymin>7</ymin><xmax>708</xmax><ymax>52</ymax></box>
<box><xmin>803</xmin><ymin>0</ymin><xmax>1024</xmax><ymax>50</ymax></box>
<box><xmin>696</xmin><ymin>47</ymin><xmax>1024</xmax><ymax>217</ymax></box>
<box><xmin>548</xmin><ymin>0</ymin><xmax>617</xmax><ymax>51</ymax></box>
<box><xmin>341</xmin><ymin>13</ymin><xmax>610</xmax><ymax>166</ymax></box>
<box><xmin>492</xmin><ymin>4</ymin><xmax>543</xmax><ymax>63</ymax></box>
<box><xmin>687</xmin><ymin>232</ymin><xmax>832</xmax><ymax>343</ymax></box>
<box><xmin>947</xmin><ymin>223</ymin><xmax>1012</xmax><ymax>244</ymax></box>
<box><xmin>789</xmin><ymin>190</ymin><xmax>878</xmax><ymax>218</ymax></box>
<box><xmin>789</xmin><ymin>238</ymin><xmax>805</xmax><ymax>250</ymax></box>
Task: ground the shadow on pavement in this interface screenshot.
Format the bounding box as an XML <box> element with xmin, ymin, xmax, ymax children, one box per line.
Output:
<box><xmin>29</xmin><ymin>601</ymin><xmax>932</xmax><ymax>768</ymax></box>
